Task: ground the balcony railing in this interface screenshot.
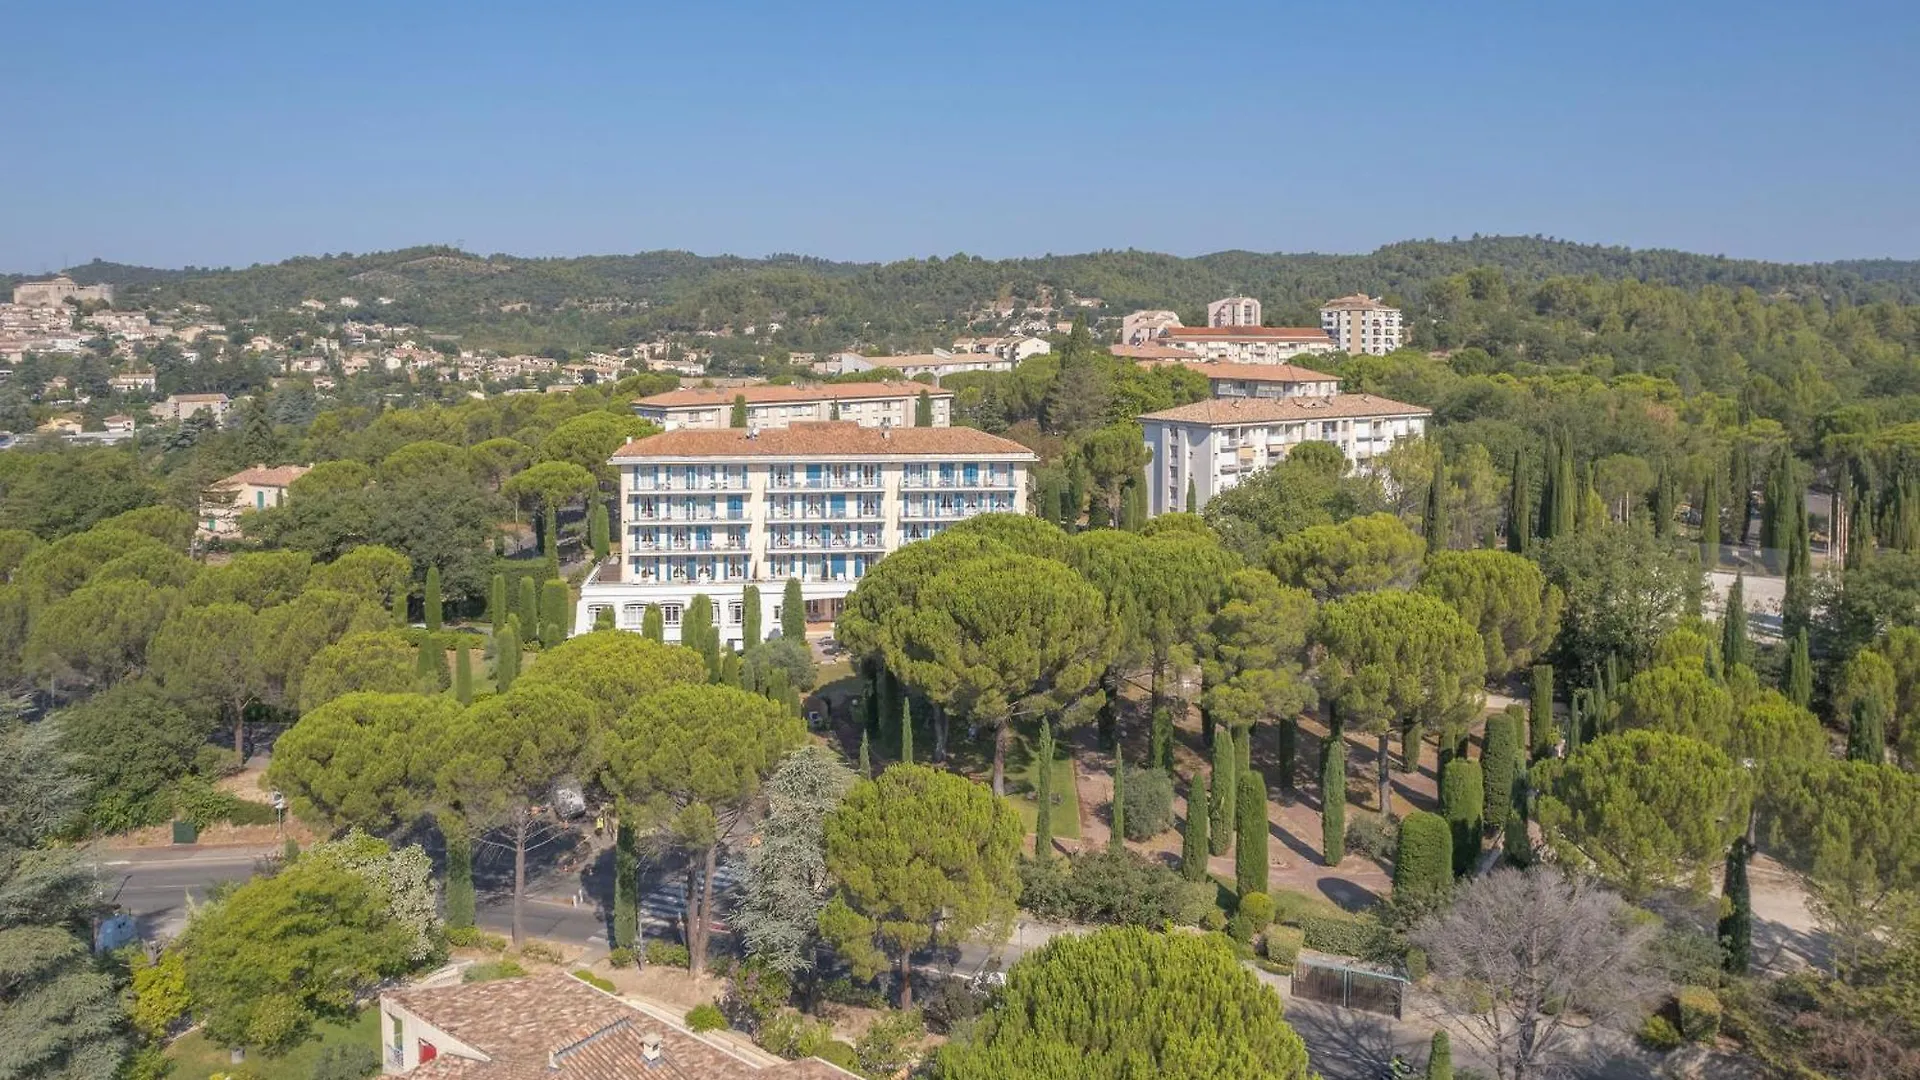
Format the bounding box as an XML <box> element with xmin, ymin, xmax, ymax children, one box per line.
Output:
<box><xmin>899</xmin><ymin>475</ymin><xmax>1010</xmax><ymax>490</ymax></box>
<box><xmin>768</xmin><ymin>475</ymin><xmax>883</xmax><ymax>491</ymax></box>
<box><xmin>629</xmin><ymin>477</ymin><xmax>745</xmax><ymax>492</ymax></box>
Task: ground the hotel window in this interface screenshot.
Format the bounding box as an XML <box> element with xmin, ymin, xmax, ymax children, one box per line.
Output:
<box><xmin>622</xmin><ymin>603</ymin><xmax>645</xmax><ymax>625</ymax></box>
<box><xmin>662</xmin><ymin>603</ymin><xmax>683</xmax><ymax>627</ymax></box>
<box><xmin>727</xmin><ymin>600</ymin><xmax>744</xmax><ymax>625</ymax></box>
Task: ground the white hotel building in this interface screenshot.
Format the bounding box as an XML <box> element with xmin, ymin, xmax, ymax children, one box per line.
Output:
<box><xmin>633</xmin><ymin>381</ymin><xmax>953</xmax><ymax>431</ymax></box>
<box><xmin>574</xmin><ymin>422</ymin><xmax>1035</xmax><ymax>644</ymax></box>
<box><xmin>1140</xmin><ymin>394</ymin><xmax>1430</xmax><ymax>515</ymax></box>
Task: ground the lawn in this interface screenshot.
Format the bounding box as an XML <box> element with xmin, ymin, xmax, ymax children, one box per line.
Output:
<box><xmin>167</xmin><ymin>1008</ymin><xmax>379</xmax><ymax>1080</ymax></box>
<box><xmin>1005</xmin><ymin>730</ymin><xmax>1082</xmax><ymax>841</ymax></box>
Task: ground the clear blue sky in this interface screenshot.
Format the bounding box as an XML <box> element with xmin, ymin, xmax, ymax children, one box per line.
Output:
<box><xmin>5</xmin><ymin>0</ymin><xmax>1917</xmax><ymax>270</ymax></box>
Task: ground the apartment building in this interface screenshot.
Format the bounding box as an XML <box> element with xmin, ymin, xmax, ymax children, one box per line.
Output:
<box><xmin>1139</xmin><ymin>394</ymin><xmax>1430</xmax><ymax>515</ymax></box>
<box><xmin>576</xmin><ymin>422</ymin><xmax>1035</xmax><ymax>641</ymax></box>
<box><xmin>632</xmin><ymin>382</ymin><xmax>952</xmax><ymax>431</ymax></box>
<box><xmin>199</xmin><ymin>463</ymin><xmax>311</xmax><ymax>537</ymax></box>
<box><xmin>160</xmin><ymin>392</ymin><xmax>231</xmax><ymax>422</ymax></box>
<box><xmin>827</xmin><ymin>352</ymin><xmax>1014</xmax><ymax>379</ymax></box>
<box><xmin>1207</xmin><ymin>296</ymin><xmax>1262</xmax><ymax>327</ymax></box>
<box><xmin>1320</xmin><ymin>293</ymin><xmax>1404</xmax><ymax>355</ymax></box>
<box><xmin>1121</xmin><ymin>309</ymin><xmax>1182</xmax><ymax>345</ymax></box>
<box><xmin>108</xmin><ymin>372</ymin><xmax>157</xmax><ymax>394</ymax></box>
<box><xmin>1175</xmin><ymin>361</ymin><xmax>1342</xmax><ymax>399</ymax></box>
<box><xmin>1160</xmin><ymin>326</ymin><xmax>1339</xmax><ymax>364</ymax></box>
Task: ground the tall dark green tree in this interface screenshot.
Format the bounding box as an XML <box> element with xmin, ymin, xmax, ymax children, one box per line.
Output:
<box><xmin>612</xmin><ymin>817</ymin><xmax>638</xmax><ymax>950</ymax></box>
<box><xmin>1322</xmin><ymin>732</ymin><xmax>1346</xmax><ymax>867</ymax></box>
<box><xmin>1784</xmin><ymin>629</ymin><xmax>1813</xmax><ymax>708</ymax></box>
<box><xmin>517</xmin><ymin>576</ymin><xmax>538</xmax><ymax>637</ymax></box>
<box><xmin>730</xmin><ymin>394</ymin><xmax>748</xmax><ymax>428</ymax></box>
<box><xmin>1718</xmin><ymin>836</ymin><xmax>1752</xmax><ymax>975</ymax></box>
<box><xmin>1394</xmin><ymin>810</ymin><xmax>1453</xmax><ymax>904</ymax></box>
<box><xmin>445</xmin><ymin>825</ymin><xmax>475</xmax><ymax>930</ymax></box>
<box><xmin>1440</xmin><ymin>759</ymin><xmax>1484</xmax><ymax>876</ymax></box>
<box><xmin>898</xmin><ymin>691</ymin><xmax>913</xmax><ymax>765</ymax></box>
<box><xmin>589</xmin><ymin>497</ymin><xmax>610</xmax><ymax>563</ymax></box>
<box><xmin>742</xmin><ymin>583</ymin><xmax>762</xmax><ymax>646</ymax></box>
<box><xmin>782</xmin><ymin>577</ymin><xmax>805</xmax><ymax>642</ymax></box>
<box><xmin>540</xmin><ymin>579</ymin><xmax>569</xmax><ymax>646</ymax></box>
<box><xmin>416</xmin><ymin>636</ymin><xmax>447</xmax><ymax>691</ymax></box>
<box><xmin>1721</xmin><ymin>574</ymin><xmax>1750</xmax><ymax>671</ymax></box>
<box><xmin>453</xmin><ymin>646</ymin><xmax>473</xmax><ymax>703</ymax></box>
<box><xmin>915</xmin><ymin>390</ymin><xmax>933</xmax><ymax>427</ymax></box>
<box><xmin>489</xmin><ymin>572</ymin><xmax>506</xmax><ymax>632</ymax></box>
<box><xmin>859</xmin><ymin>731</ymin><xmax>871</xmax><ymax>777</ymax></box>
<box><xmin>1728</xmin><ymin>441</ymin><xmax>1752</xmax><ymax>548</ymax></box>
<box><xmin>1182</xmin><ymin>771</ymin><xmax>1210</xmax><ymax>882</ymax></box>
<box><xmin>1108</xmin><ymin>750</ymin><xmax>1126</xmax><ymax>853</ymax></box>
<box><xmin>1208</xmin><ymin>727</ymin><xmax>1236</xmax><ymax>857</ymax></box>
<box><xmin>1424</xmin><ymin>454</ymin><xmax>1449</xmax><ymax>552</ymax></box>
<box><xmin>1427</xmin><ymin>1030</ymin><xmax>1452</xmax><ymax>1080</ymax></box>
<box><xmin>1507</xmin><ymin>448</ymin><xmax>1531</xmax><ymax>554</ymax></box>
<box><xmin>424</xmin><ymin>564</ymin><xmax>443</xmax><ymax>632</ymax></box>
<box><xmin>641</xmin><ymin>602</ymin><xmax>664</xmax><ymax>642</ymax></box>
<box><xmin>1033</xmin><ymin>720</ymin><xmax>1053</xmax><ymax>858</ymax></box>
<box><xmin>1650</xmin><ymin>462</ymin><xmax>1674</xmax><ymax>540</ymax></box>
<box><xmin>1481</xmin><ymin>710</ymin><xmax>1519</xmax><ymax>832</ymax></box>
<box><xmin>1530</xmin><ymin>664</ymin><xmax>1555</xmax><ymax>758</ymax></box>
<box><xmin>1700</xmin><ymin>469</ymin><xmax>1722</xmax><ymax>567</ymax></box>
<box><xmin>1848</xmin><ymin>695</ymin><xmax>1888</xmax><ymax>763</ymax></box>
<box><xmin>1185</xmin><ymin>477</ymin><xmax>1198</xmax><ymax>515</ymax></box>
<box><xmin>683</xmin><ymin>593</ymin><xmax>718</xmax><ymax>675</ymax></box>
<box><xmin>1235</xmin><ymin>769</ymin><xmax>1268</xmax><ymax>898</ymax></box>
<box><xmin>494</xmin><ymin>617</ymin><xmax>520</xmax><ymax>690</ymax></box>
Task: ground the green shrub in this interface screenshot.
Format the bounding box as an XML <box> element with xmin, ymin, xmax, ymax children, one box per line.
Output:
<box><xmin>921</xmin><ymin>979</ymin><xmax>986</xmax><ymax>1035</ymax></box>
<box><xmin>1019</xmin><ymin>849</ymin><xmax>1208</xmax><ymax>927</ymax></box>
<box><xmin>223</xmin><ymin>799</ymin><xmax>278</xmax><ymax>826</ymax></box>
<box><xmin>686</xmin><ymin>1003</ymin><xmax>728</xmax><ymax>1033</ymax></box>
<box><xmin>571</xmin><ymin>969</ymin><xmax>615</xmax><ymax>992</ymax></box>
<box><xmin>1439</xmin><ymin>758</ymin><xmax>1484</xmax><ymax>876</ymax></box>
<box><xmin>1404</xmin><ymin>946</ymin><xmax>1429</xmax><ymax>981</ymax></box>
<box><xmin>463</xmin><ymin>960</ymin><xmax>527</xmax><ymax>983</ymax></box>
<box><xmin>855</xmin><ymin>1009</ymin><xmax>925</xmax><ymax>1076</ymax></box>
<box><xmin>1201</xmin><ymin>908</ymin><xmax>1228</xmax><ymax>933</ymax></box>
<box><xmin>1237</xmin><ymin>892</ymin><xmax>1275</xmax><ymax>931</ymax></box>
<box><xmin>723</xmin><ymin>959</ymin><xmax>793</xmax><ymax>1030</ymax></box>
<box><xmin>645</xmin><ymin>940</ymin><xmax>691</xmax><ymax>969</ymax></box>
<box><xmin>1637</xmin><ymin>1013</ymin><xmax>1683</xmax><ymax>1051</ymax></box>
<box><xmin>1393</xmin><ymin>811</ymin><xmax>1454</xmax><ymax>903</ymax></box>
<box><xmin>1676</xmin><ymin>986</ymin><xmax>1722</xmax><ymax>1042</ymax></box>
<box><xmin>1226</xmin><ymin>913</ymin><xmax>1255</xmax><ymax>944</ymax></box>
<box><xmin>520</xmin><ymin>940</ymin><xmax>564</xmax><ymax>964</ymax></box>
<box><xmin>606</xmin><ymin>947</ymin><xmax>635</xmax><ymax>968</ymax></box>
<box><xmin>1345</xmin><ymin>812</ymin><xmax>1398</xmax><ymax>864</ymax></box>
<box><xmin>819</xmin><ymin>1041</ymin><xmax>859</xmax><ymax>1070</ymax></box>
<box><xmin>755</xmin><ymin>1008</ymin><xmax>837</xmax><ymax>1060</ymax></box>
<box><xmin>1262</xmin><ymin>925</ymin><xmax>1305</xmax><ymax>972</ymax></box>
<box><xmin>818</xmin><ymin>976</ymin><xmax>888</xmax><ymax>1009</ymax></box>
<box><xmin>446</xmin><ymin>927</ymin><xmax>508</xmax><ymax>952</ymax></box>
<box><xmin>1298</xmin><ymin>913</ymin><xmax>1392</xmax><ymax>961</ymax></box>
<box><xmin>310</xmin><ymin>1043</ymin><xmax>380</xmax><ymax>1080</ymax></box>
<box><xmin>1122</xmin><ymin>767</ymin><xmax>1176</xmax><ymax>840</ymax></box>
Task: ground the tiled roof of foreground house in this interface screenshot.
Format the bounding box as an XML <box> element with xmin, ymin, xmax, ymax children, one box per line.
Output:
<box><xmin>390</xmin><ymin>973</ymin><xmax>858</xmax><ymax>1079</ymax></box>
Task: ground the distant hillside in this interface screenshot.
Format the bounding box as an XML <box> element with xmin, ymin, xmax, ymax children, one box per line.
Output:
<box><xmin>10</xmin><ymin>237</ymin><xmax>1920</xmax><ymax>353</ymax></box>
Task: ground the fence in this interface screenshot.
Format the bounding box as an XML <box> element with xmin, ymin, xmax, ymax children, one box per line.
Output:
<box><xmin>1290</xmin><ymin>951</ymin><xmax>1408</xmax><ymax>1019</ymax></box>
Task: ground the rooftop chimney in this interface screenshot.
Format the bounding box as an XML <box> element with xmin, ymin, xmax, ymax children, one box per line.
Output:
<box><xmin>642</xmin><ymin>1032</ymin><xmax>663</xmax><ymax>1063</ymax></box>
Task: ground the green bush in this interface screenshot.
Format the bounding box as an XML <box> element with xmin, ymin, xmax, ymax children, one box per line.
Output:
<box><xmin>1123</xmin><ymin>767</ymin><xmax>1176</xmax><ymax>840</ymax></box>
<box><xmin>1345</xmin><ymin>812</ymin><xmax>1398</xmax><ymax>864</ymax></box>
<box><xmin>1226</xmin><ymin>913</ymin><xmax>1256</xmax><ymax>944</ymax></box>
<box><xmin>1019</xmin><ymin>849</ymin><xmax>1211</xmax><ymax>928</ymax></box>
<box><xmin>645</xmin><ymin>940</ymin><xmax>691</xmax><ymax>969</ymax></box>
<box><xmin>755</xmin><ymin>1008</ymin><xmax>837</xmax><ymax>1060</ymax></box>
<box><xmin>223</xmin><ymin>799</ymin><xmax>279</xmax><ymax>826</ymax></box>
<box><xmin>1237</xmin><ymin>892</ymin><xmax>1275</xmax><ymax>931</ymax></box>
<box><xmin>1201</xmin><ymin>908</ymin><xmax>1228</xmax><ymax>933</ymax></box>
<box><xmin>818</xmin><ymin>976</ymin><xmax>888</xmax><ymax>1009</ymax></box>
<box><xmin>463</xmin><ymin>960</ymin><xmax>526</xmax><ymax>983</ymax></box>
<box><xmin>1676</xmin><ymin>986</ymin><xmax>1722</xmax><ymax>1042</ymax></box>
<box><xmin>606</xmin><ymin>947</ymin><xmax>634</xmax><ymax>968</ymax></box>
<box><xmin>520</xmin><ymin>940</ymin><xmax>563</xmax><ymax>964</ymax></box>
<box><xmin>1262</xmin><ymin>925</ymin><xmax>1305</xmax><ymax>972</ymax></box>
<box><xmin>920</xmin><ymin>978</ymin><xmax>987</xmax><ymax>1035</ymax></box>
<box><xmin>1637</xmin><ymin>1013</ymin><xmax>1683</xmax><ymax>1051</ymax></box>
<box><xmin>309</xmin><ymin>1044</ymin><xmax>380</xmax><ymax>1080</ymax></box>
<box><xmin>819</xmin><ymin>1041</ymin><xmax>859</xmax><ymax>1070</ymax></box>
<box><xmin>571</xmin><ymin>969</ymin><xmax>615</xmax><ymax>992</ymax></box>
<box><xmin>1439</xmin><ymin>758</ymin><xmax>1484</xmax><ymax>876</ymax></box>
<box><xmin>855</xmin><ymin>1009</ymin><xmax>925</xmax><ymax>1076</ymax></box>
<box><xmin>1393</xmin><ymin>811</ymin><xmax>1454</xmax><ymax>903</ymax></box>
<box><xmin>686</xmin><ymin>1003</ymin><xmax>728</xmax><ymax>1033</ymax></box>
<box><xmin>446</xmin><ymin>927</ymin><xmax>507</xmax><ymax>952</ymax></box>
<box><xmin>1297</xmin><ymin>913</ymin><xmax>1392</xmax><ymax>961</ymax></box>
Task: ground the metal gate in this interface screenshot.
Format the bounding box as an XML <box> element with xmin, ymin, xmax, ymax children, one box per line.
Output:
<box><xmin>1290</xmin><ymin>952</ymin><xmax>1407</xmax><ymax>1019</ymax></box>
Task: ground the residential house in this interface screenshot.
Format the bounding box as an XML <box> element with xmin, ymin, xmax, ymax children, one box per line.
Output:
<box><xmin>109</xmin><ymin>372</ymin><xmax>158</xmax><ymax>393</ymax></box>
<box><xmin>575</xmin><ymin>422</ymin><xmax>1035</xmax><ymax>642</ymax></box>
<box><xmin>199</xmin><ymin>463</ymin><xmax>311</xmax><ymax>538</ymax></box>
<box><xmin>103</xmin><ymin>414</ymin><xmax>135</xmax><ymax>434</ymax></box>
<box><xmin>161</xmin><ymin>392</ymin><xmax>231</xmax><ymax>422</ymax></box>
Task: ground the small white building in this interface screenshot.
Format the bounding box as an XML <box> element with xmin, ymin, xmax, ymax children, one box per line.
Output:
<box><xmin>160</xmin><ymin>392</ymin><xmax>230</xmax><ymax>422</ymax></box>
<box><xmin>575</xmin><ymin>421</ymin><xmax>1035</xmax><ymax>643</ymax></box>
<box><xmin>633</xmin><ymin>381</ymin><xmax>952</xmax><ymax>431</ymax></box>
<box><xmin>1120</xmin><ymin>309</ymin><xmax>1183</xmax><ymax>345</ymax></box>
<box><xmin>1139</xmin><ymin>394</ymin><xmax>1430</xmax><ymax>515</ymax></box>
<box><xmin>199</xmin><ymin>463</ymin><xmax>310</xmax><ymax>538</ymax></box>
<box><xmin>826</xmin><ymin>352</ymin><xmax>1013</xmax><ymax>379</ymax></box>
<box><xmin>1320</xmin><ymin>293</ymin><xmax>1404</xmax><ymax>355</ymax></box>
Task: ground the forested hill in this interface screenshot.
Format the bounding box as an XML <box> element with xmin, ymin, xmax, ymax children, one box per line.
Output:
<box><xmin>10</xmin><ymin>237</ymin><xmax>1920</xmax><ymax>351</ymax></box>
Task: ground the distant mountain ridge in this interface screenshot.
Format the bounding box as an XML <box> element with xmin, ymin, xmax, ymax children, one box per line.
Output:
<box><xmin>9</xmin><ymin>236</ymin><xmax>1919</xmax><ymax>352</ymax></box>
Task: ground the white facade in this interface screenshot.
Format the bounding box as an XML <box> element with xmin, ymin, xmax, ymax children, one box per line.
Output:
<box><xmin>1121</xmin><ymin>309</ymin><xmax>1182</xmax><ymax>345</ymax></box>
<box><xmin>1161</xmin><ymin>327</ymin><xmax>1339</xmax><ymax>364</ymax></box>
<box><xmin>633</xmin><ymin>382</ymin><xmax>952</xmax><ymax>431</ymax></box>
<box><xmin>575</xmin><ymin>423</ymin><xmax>1035</xmax><ymax>643</ymax></box>
<box><xmin>1140</xmin><ymin>395</ymin><xmax>1430</xmax><ymax>515</ymax></box>
<box><xmin>1207</xmin><ymin>296</ymin><xmax>1262</xmax><ymax>327</ymax></box>
<box><xmin>827</xmin><ymin>352</ymin><xmax>1014</xmax><ymax>379</ymax></box>
<box><xmin>1320</xmin><ymin>294</ymin><xmax>1404</xmax><ymax>355</ymax></box>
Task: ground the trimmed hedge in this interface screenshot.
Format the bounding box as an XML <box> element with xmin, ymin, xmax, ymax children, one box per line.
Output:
<box><xmin>1393</xmin><ymin>811</ymin><xmax>1453</xmax><ymax>903</ymax></box>
<box><xmin>1439</xmin><ymin>759</ymin><xmax>1484</xmax><ymax>876</ymax></box>
<box><xmin>1296</xmin><ymin>913</ymin><xmax>1392</xmax><ymax>960</ymax></box>
<box><xmin>1262</xmin><ymin>925</ymin><xmax>1305</xmax><ymax>973</ymax></box>
<box><xmin>1238</xmin><ymin>892</ymin><xmax>1275</xmax><ymax>931</ymax></box>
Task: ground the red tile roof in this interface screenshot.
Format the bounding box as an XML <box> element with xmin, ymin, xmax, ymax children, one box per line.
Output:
<box><xmin>635</xmin><ymin>381</ymin><xmax>951</xmax><ymax>408</ymax></box>
<box><xmin>1139</xmin><ymin>394</ymin><xmax>1430</xmax><ymax>425</ymax></box>
<box><xmin>1162</xmin><ymin>326</ymin><xmax>1334</xmax><ymax>342</ymax></box>
<box><xmin>611</xmin><ymin>421</ymin><xmax>1036</xmax><ymax>460</ymax></box>
<box><xmin>214</xmin><ymin>464</ymin><xmax>311</xmax><ymax>489</ymax></box>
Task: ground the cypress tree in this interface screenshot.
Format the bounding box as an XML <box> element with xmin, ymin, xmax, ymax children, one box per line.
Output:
<box><xmin>416</xmin><ymin>637</ymin><xmax>447</xmax><ymax>692</ymax></box>
<box><xmin>1848</xmin><ymin>695</ymin><xmax>1887</xmax><ymax>763</ymax></box>
<box><xmin>684</xmin><ymin>593</ymin><xmax>718</xmax><ymax>674</ymax></box>
<box><xmin>765</xmin><ymin>667</ymin><xmax>790</xmax><ymax>707</ymax></box>
<box><xmin>1208</xmin><ymin>727</ymin><xmax>1236</xmax><ymax>857</ymax></box>
<box><xmin>1700</xmin><ymin>469</ymin><xmax>1722</xmax><ymax>567</ymax></box>
<box><xmin>1393</xmin><ymin>810</ymin><xmax>1453</xmax><ymax>904</ymax></box>
<box><xmin>1651</xmin><ymin>462</ymin><xmax>1673</xmax><ymax>539</ymax></box>
<box><xmin>543</xmin><ymin>503</ymin><xmax>559</xmax><ymax>560</ymax></box>
<box><xmin>593</xmin><ymin>607</ymin><xmax>614</xmax><ymax>631</ymax></box>
<box><xmin>1426</xmin><ymin>1029</ymin><xmax>1452</xmax><ymax>1080</ymax></box>
<box><xmin>1506</xmin><ymin>448</ymin><xmax>1531</xmax><ymax>554</ymax></box>
<box><xmin>1033</xmin><ymin>719</ymin><xmax>1053</xmax><ymax>858</ymax></box>
<box><xmin>1785</xmin><ymin>629</ymin><xmax>1813</xmax><ymax>708</ymax></box>
<box><xmin>742</xmin><ymin>583</ymin><xmax>762</xmax><ymax>646</ymax></box>
<box><xmin>915</xmin><ymin>389</ymin><xmax>933</xmax><ymax>426</ymax></box>
<box><xmin>898</xmin><ymin>690</ymin><xmax>913</xmax><ymax>765</ymax></box>
<box><xmin>1504</xmin><ymin>761</ymin><xmax>1532</xmax><ymax>867</ymax></box>
<box><xmin>445</xmin><ymin>825</ymin><xmax>475</xmax><ymax>930</ymax></box>
<box><xmin>1109</xmin><ymin>750</ymin><xmax>1126</xmax><ymax>852</ymax></box>
<box><xmin>1185</xmin><ymin>477</ymin><xmax>1198</xmax><ymax>514</ymax></box>
<box><xmin>518</xmin><ymin>576</ymin><xmax>538</xmax><ymax>637</ymax></box>
<box><xmin>730</xmin><ymin>393</ymin><xmax>748</xmax><ymax>428</ymax></box>
<box><xmin>495</xmin><ymin>617</ymin><xmax>520</xmax><ymax>690</ymax></box>
<box><xmin>489</xmin><ymin>573</ymin><xmax>506</xmax><ymax>632</ymax></box>
<box><xmin>541</xmin><ymin>579</ymin><xmax>570</xmax><ymax>646</ymax></box>
<box><xmin>589</xmin><ymin>497</ymin><xmax>610</xmax><ymax>563</ymax></box>
<box><xmin>1277</xmin><ymin>715</ymin><xmax>1297</xmax><ymax>793</ymax></box>
<box><xmin>1552</xmin><ymin>436</ymin><xmax>1577</xmax><ymax>540</ymax></box>
<box><xmin>1150</xmin><ymin>707</ymin><xmax>1172</xmax><ymax>771</ymax></box>
<box><xmin>1529</xmin><ymin>664</ymin><xmax>1554</xmax><ymax>758</ymax></box>
<box><xmin>1182</xmin><ymin>770</ymin><xmax>1210</xmax><ymax>882</ymax></box>
<box><xmin>1424</xmin><ymin>455</ymin><xmax>1448</xmax><ymax>552</ymax></box>
<box><xmin>1480</xmin><ymin>710</ymin><xmax>1519</xmax><ymax>832</ymax></box>
<box><xmin>719</xmin><ymin>650</ymin><xmax>741</xmax><ymax>688</ymax></box>
<box><xmin>392</xmin><ymin>583</ymin><xmax>410</xmax><ymax>627</ymax></box>
<box><xmin>1719</xmin><ymin>836</ymin><xmax>1752</xmax><ymax>975</ymax></box>
<box><xmin>1439</xmin><ymin>759</ymin><xmax>1483</xmax><ymax>876</ymax></box>
<box><xmin>453</xmin><ymin>646</ymin><xmax>473</xmax><ymax>704</ymax></box>
<box><xmin>1722</xmin><ymin>574</ymin><xmax>1750</xmax><ymax>671</ymax></box>
<box><xmin>1235</xmin><ymin>769</ymin><xmax>1268</xmax><ymax>898</ymax></box>
<box><xmin>641</xmin><ymin>602</ymin><xmax>664</xmax><ymax>642</ymax></box>
<box><xmin>612</xmin><ymin>817</ymin><xmax>638</xmax><ymax>950</ymax></box>
<box><xmin>1322</xmin><ymin>735</ymin><xmax>1346</xmax><ymax>867</ymax></box>
<box><xmin>781</xmin><ymin>577</ymin><xmax>805</xmax><ymax>642</ymax></box>
<box><xmin>1728</xmin><ymin>441</ymin><xmax>1751</xmax><ymax>548</ymax></box>
<box><xmin>424</xmin><ymin>565</ymin><xmax>443</xmax><ymax>632</ymax></box>
<box><xmin>858</xmin><ymin>731</ymin><xmax>871</xmax><ymax>777</ymax></box>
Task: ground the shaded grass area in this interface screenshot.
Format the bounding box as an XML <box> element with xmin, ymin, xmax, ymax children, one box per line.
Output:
<box><xmin>167</xmin><ymin>1008</ymin><xmax>380</xmax><ymax>1079</ymax></box>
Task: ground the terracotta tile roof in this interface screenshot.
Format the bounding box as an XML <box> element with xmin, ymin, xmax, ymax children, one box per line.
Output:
<box><xmin>1139</xmin><ymin>394</ymin><xmax>1430</xmax><ymax>425</ymax></box>
<box><xmin>611</xmin><ymin>421</ymin><xmax>1036</xmax><ymax>460</ymax></box>
<box><xmin>388</xmin><ymin>974</ymin><xmax>857</xmax><ymax>1080</ymax></box>
<box><xmin>168</xmin><ymin>392</ymin><xmax>230</xmax><ymax>402</ymax></box>
<box><xmin>636</xmin><ymin>382</ymin><xmax>951</xmax><ymax>408</ymax></box>
<box><xmin>1162</xmin><ymin>326</ymin><xmax>1334</xmax><ymax>342</ymax></box>
<box><xmin>214</xmin><ymin>464</ymin><xmax>311</xmax><ymax>489</ymax></box>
